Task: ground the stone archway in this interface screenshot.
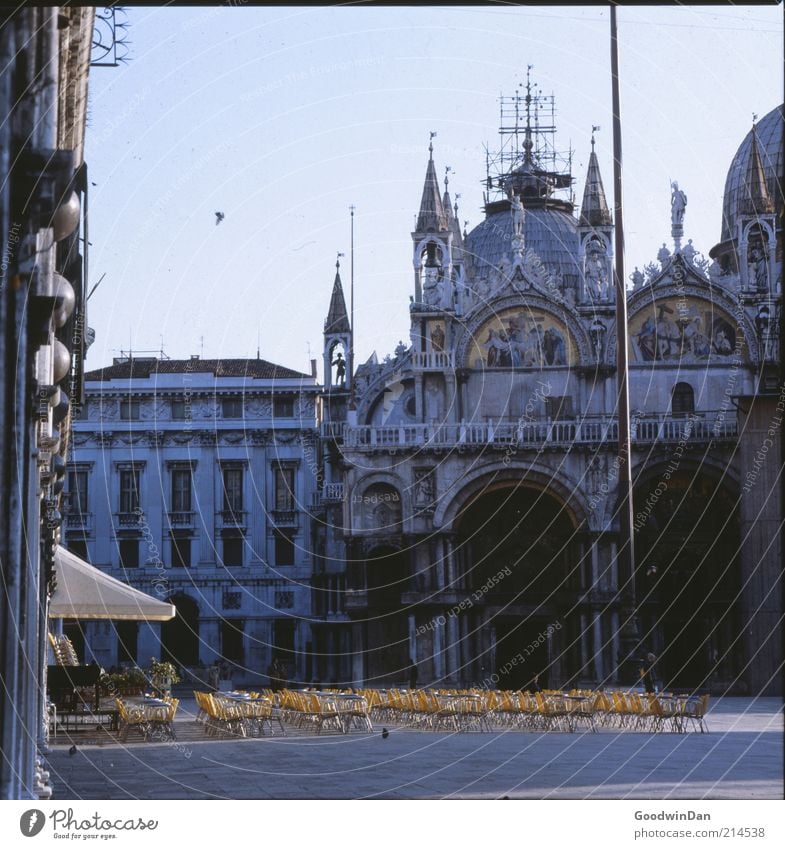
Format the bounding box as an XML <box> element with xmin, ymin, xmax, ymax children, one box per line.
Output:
<box><xmin>634</xmin><ymin>471</ymin><xmax>742</xmax><ymax>691</ymax></box>
<box><xmin>453</xmin><ymin>482</ymin><xmax>582</xmax><ymax>689</ymax></box>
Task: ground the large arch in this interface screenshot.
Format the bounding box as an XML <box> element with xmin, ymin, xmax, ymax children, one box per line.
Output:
<box><xmin>632</xmin><ymin>467</ymin><xmax>742</xmax><ymax>691</ymax></box>
<box><xmin>161</xmin><ymin>593</ymin><xmax>200</xmax><ymax>668</ymax></box>
<box><xmin>434</xmin><ymin>460</ymin><xmax>590</xmax><ymax>532</ymax></box>
<box><xmin>449</xmin><ymin>475</ymin><xmax>586</xmax><ymax>689</ymax></box>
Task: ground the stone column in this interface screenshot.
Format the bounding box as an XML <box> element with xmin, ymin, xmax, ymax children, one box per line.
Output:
<box><xmin>446</xmin><ymin>614</ymin><xmax>459</xmax><ymax>682</ymax></box>
<box><xmin>325</xmin><ymin>629</ymin><xmax>337</xmax><ymax>684</ymax></box>
<box><xmin>351</xmin><ymin>623</ymin><xmax>364</xmax><ymax>687</ymax></box>
<box><xmin>432</xmin><ymin>615</ymin><xmax>445</xmax><ymax>681</ymax></box>
<box><xmin>580</xmin><ymin>612</ymin><xmax>589</xmax><ymax>678</ymax></box>
<box><xmin>409</xmin><ymin>613</ymin><xmax>417</xmax><ymax>662</ymax></box>
<box><xmin>592</xmin><ymin>611</ymin><xmax>604</xmax><ymax>681</ymax></box>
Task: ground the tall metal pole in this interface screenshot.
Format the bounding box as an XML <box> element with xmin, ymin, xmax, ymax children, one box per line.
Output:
<box><xmin>610</xmin><ymin>4</ymin><xmax>639</xmax><ymax>681</ymax></box>
<box><xmin>349</xmin><ymin>204</ymin><xmax>355</xmax><ymax>406</ymax></box>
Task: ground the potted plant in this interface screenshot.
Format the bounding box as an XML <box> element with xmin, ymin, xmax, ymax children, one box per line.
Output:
<box><xmin>148</xmin><ymin>658</ymin><xmax>181</xmax><ymax>698</ymax></box>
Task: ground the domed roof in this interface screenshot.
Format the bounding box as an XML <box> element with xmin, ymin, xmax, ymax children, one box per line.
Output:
<box><xmin>721</xmin><ymin>104</ymin><xmax>783</xmax><ymax>242</ymax></box>
<box><xmin>464</xmin><ymin>202</ymin><xmax>581</xmax><ymax>288</ymax></box>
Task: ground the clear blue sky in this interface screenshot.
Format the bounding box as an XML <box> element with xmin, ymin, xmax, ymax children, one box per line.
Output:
<box><xmin>84</xmin><ymin>4</ymin><xmax>783</xmax><ymax>377</ymax></box>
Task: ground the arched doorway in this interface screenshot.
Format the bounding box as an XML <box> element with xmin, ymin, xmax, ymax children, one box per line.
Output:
<box><xmin>634</xmin><ymin>472</ymin><xmax>741</xmax><ymax>690</ymax></box>
<box><xmin>364</xmin><ymin>545</ymin><xmax>410</xmax><ymax>685</ymax></box>
<box><xmin>161</xmin><ymin>594</ymin><xmax>200</xmax><ymax>668</ymax></box>
<box><xmin>455</xmin><ymin>484</ymin><xmax>580</xmax><ymax>689</ymax></box>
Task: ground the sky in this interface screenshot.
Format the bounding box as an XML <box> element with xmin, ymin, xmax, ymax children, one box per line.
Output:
<box><xmin>83</xmin><ymin>4</ymin><xmax>783</xmax><ymax>378</ymax></box>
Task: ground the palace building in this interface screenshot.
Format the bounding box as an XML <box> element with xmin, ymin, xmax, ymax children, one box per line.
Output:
<box><xmin>313</xmin><ymin>89</ymin><xmax>783</xmax><ymax>695</ymax></box>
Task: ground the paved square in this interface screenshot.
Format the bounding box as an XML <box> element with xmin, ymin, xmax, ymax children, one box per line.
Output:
<box><xmin>45</xmin><ymin>696</ymin><xmax>783</xmax><ymax>799</ymax></box>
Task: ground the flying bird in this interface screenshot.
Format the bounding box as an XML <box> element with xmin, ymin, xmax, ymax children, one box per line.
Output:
<box><xmin>215</xmin><ymin>211</ymin><xmax>225</xmax><ymax>225</ymax></box>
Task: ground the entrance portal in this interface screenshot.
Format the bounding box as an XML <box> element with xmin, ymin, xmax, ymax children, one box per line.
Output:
<box><xmin>161</xmin><ymin>594</ymin><xmax>199</xmax><ymax>667</ymax></box>
<box><xmin>495</xmin><ymin>618</ymin><xmax>551</xmax><ymax>690</ymax></box>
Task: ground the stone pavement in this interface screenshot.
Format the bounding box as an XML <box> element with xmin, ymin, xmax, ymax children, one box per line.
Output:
<box><xmin>45</xmin><ymin>696</ymin><xmax>783</xmax><ymax>800</ymax></box>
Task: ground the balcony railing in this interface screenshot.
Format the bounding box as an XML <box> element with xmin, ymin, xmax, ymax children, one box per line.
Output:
<box><xmin>167</xmin><ymin>511</ymin><xmax>194</xmax><ymax>527</ymax></box>
<box><xmin>217</xmin><ymin>509</ymin><xmax>248</xmax><ymax>528</ymax></box>
<box><xmin>116</xmin><ymin>511</ymin><xmax>142</xmax><ymax>527</ymax></box>
<box><xmin>271</xmin><ymin>508</ymin><xmax>298</xmax><ymax>526</ymax></box>
<box><xmin>337</xmin><ymin>412</ymin><xmax>737</xmax><ymax>451</ymax></box>
<box><xmin>65</xmin><ymin>510</ymin><xmax>92</xmax><ymax>530</ymax></box>
<box><xmin>411</xmin><ymin>350</ymin><xmax>455</xmax><ymax>370</ymax></box>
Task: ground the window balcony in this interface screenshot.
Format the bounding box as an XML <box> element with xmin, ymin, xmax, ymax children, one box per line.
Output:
<box><xmin>167</xmin><ymin>511</ymin><xmax>195</xmax><ymax>528</ymax></box>
<box><xmin>311</xmin><ymin>482</ymin><xmax>345</xmax><ymax>507</ymax></box>
<box><xmin>271</xmin><ymin>509</ymin><xmax>298</xmax><ymax>527</ymax></box>
<box><xmin>65</xmin><ymin>510</ymin><xmax>92</xmax><ymax>530</ymax></box>
<box><xmin>217</xmin><ymin>509</ymin><xmax>248</xmax><ymax>529</ymax></box>
<box><xmin>116</xmin><ymin>511</ymin><xmax>142</xmax><ymax>527</ymax></box>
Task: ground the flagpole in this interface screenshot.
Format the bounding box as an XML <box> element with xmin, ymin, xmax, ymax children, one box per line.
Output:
<box><xmin>349</xmin><ymin>204</ymin><xmax>355</xmax><ymax>407</ymax></box>
<box><xmin>610</xmin><ymin>4</ymin><xmax>639</xmax><ymax>682</ymax></box>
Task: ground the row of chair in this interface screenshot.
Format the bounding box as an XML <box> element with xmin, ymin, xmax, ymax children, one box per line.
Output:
<box><xmin>279</xmin><ymin>690</ymin><xmax>373</xmax><ymax>734</ymax></box>
<box><xmin>193</xmin><ymin>691</ymin><xmax>285</xmax><ymax>738</ymax></box>
<box><xmin>115</xmin><ymin>696</ymin><xmax>179</xmax><ymax>742</ymax></box>
<box><xmin>360</xmin><ymin>688</ymin><xmax>709</xmax><ymax>734</ymax></box>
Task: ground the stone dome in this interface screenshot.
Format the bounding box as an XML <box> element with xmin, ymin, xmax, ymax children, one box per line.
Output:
<box><xmin>720</xmin><ymin>104</ymin><xmax>784</xmax><ymax>242</ymax></box>
<box><xmin>464</xmin><ymin>200</ymin><xmax>581</xmax><ymax>290</ymax></box>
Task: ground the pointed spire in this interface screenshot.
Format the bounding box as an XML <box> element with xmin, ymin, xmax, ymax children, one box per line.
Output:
<box><xmin>324</xmin><ymin>255</ymin><xmax>350</xmax><ymax>333</ymax></box>
<box><xmin>739</xmin><ymin>120</ymin><xmax>773</xmax><ymax>217</ymax></box>
<box><xmin>442</xmin><ymin>170</ymin><xmax>463</xmax><ymax>248</ymax></box>
<box><xmin>579</xmin><ymin>129</ymin><xmax>612</xmax><ymax>227</ymax></box>
<box><xmin>416</xmin><ymin>133</ymin><xmax>448</xmax><ymax>232</ymax></box>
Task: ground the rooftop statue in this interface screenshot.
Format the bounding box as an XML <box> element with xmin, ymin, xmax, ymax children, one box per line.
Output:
<box><xmin>671</xmin><ymin>181</ymin><xmax>687</xmax><ymax>227</ymax></box>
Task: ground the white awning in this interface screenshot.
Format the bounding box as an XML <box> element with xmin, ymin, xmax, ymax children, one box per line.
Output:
<box><xmin>49</xmin><ymin>546</ymin><xmax>176</xmax><ymax>621</ymax></box>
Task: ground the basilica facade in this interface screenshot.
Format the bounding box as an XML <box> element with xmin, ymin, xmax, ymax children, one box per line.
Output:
<box><xmin>314</xmin><ymin>100</ymin><xmax>783</xmax><ymax>695</ymax></box>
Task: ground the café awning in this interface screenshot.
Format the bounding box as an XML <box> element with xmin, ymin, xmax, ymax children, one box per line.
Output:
<box><xmin>49</xmin><ymin>546</ymin><xmax>176</xmax><ymax>621</ymax></box>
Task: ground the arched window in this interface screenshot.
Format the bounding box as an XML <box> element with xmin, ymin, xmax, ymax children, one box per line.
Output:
<box><xmin>671</xmin><ymin>382</ymin><xmax>695</xmax><ymax>417</ymax></box>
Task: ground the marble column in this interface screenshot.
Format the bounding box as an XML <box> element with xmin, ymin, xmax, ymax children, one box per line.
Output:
<box><xmin>446</xmin><ymin>613</ymin><xmax>459</xmax><ymax>682</ymax></box>
<box><xmin>592</xmin><ymin>611</ymin><xmax>604</xmax><ymax>681</ymax></box>
<box><xmin>351</xmin><ymin>623</ymin><xmax>364</xmax><ymax>687</ymax></box>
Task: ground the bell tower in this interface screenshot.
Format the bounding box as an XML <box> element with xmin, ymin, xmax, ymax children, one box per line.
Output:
<box><xmin>411</xmin><ymin>134</ymin><xmax>453</xmax><ymax>311</ymax></box>
<box><xmin>323</xmin><ymin>256</ymin><xmax>352</xmax><ymax>392</ymax></box>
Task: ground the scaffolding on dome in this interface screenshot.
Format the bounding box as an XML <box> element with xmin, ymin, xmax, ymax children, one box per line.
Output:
<box><xmin>483</xmin><ymin>66</ymin><xmax>574</xmax><ymax>206</ymax></box>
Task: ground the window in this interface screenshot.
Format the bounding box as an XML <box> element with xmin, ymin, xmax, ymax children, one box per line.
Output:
<box><xmin>273</xmin><ymin>397</ymin><xmax>294</xmax><ymax>418</ymax></box>
<box><xmin>68</xmin><ymin>469</ymin><xmax>89</xmax><ymax>514</ymax></box>
<box><xmin>171</xmin><ymin>399</ymin><xmax>191</xmax><ymax>421</ymax></box>
<box><xmin>118</xmin><ymin>538</ymin><xmax>139</xmax><ymax>569</ymax></box>
<box><xmin>222</xmin><ymin>397</ymin><xmax>244</xmax><ymax>418</ymax></box>
<box><xmin>545</xmin><ymin>395</ymin><xmax>573</xmax><ymax>420</ymax></box>
<box><xmin>171</xmin><ymin>468</ymin><xmax>192</xmax><ymax>513</ymax></box>
<box><xmin>170</xmin><ymin>533</ymin><xmax>191</xmax><ymax>568</ymax></box>
<box><xmin>222</xmin><ymin>531</ymin><xmax>244</xmax><ymax>567</ymax></box>
<box><xmin>120</xmin><ymin>400</ymin><xmax>140</xmax><ymax>420</ymax></box>
<box><xmin>66</xmin><ymin>537</ymin><xmax>88</xmax><ymax>561</ymax></box>
<box><xmin>671</xmin><ymin>382</ymin><xmax>695</xmax><ymax>416</ymax></box>
<box><xmin>274</xmin><ymin>530</ymin><xmax>295</xmax><ymax>566</ymax></box>
<box><xmin>222</xmin><ymin>467</ymin><xmax>244</xmax><ymax>513</ymax></box>
<box><xmin>274</xmin><ymin>466</ymin><xmax>296</xmax><ymax>511</ymax></box>
<box><xmin>119</xmin><ymin>469</ymin><xmax>140</xmax><ymax>514</ymax></box>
